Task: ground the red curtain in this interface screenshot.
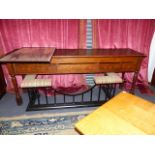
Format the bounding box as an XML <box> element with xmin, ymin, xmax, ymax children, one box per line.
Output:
<box><xmin>2</xmin><ymin>19</ymin><xmax>154</xmax><ymax>93</ymax></box>
<box><xmin>0</xmin><ymin>19</ymin><xmax>87</xmax><ymax>92</ymax></box>
<box><xmin>92</xmin><ymin>19</ymin><xmax>155</xmax><ymax>88</ymax></box>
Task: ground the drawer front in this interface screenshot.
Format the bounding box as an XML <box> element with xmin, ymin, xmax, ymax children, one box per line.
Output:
<box><xmin>13</xmin><ymin>63</ymin><xmax>57</xmax><ymax>74</ymax></box>
<box><xmin>10</xmin><ymin>56</ymin><xmax>141</xmax><ymax>75</ymax></box>
<box><xmin>56</xmin><ymin>62</ymin><xmax>138</xmax><ymax>73</ymax></box>
<box><xmin>52</xmin><ymin>57</ymin><xmax>139</xmax><ymax>64</ymax></box>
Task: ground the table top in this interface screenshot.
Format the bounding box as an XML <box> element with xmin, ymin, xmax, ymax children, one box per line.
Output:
<box><xmin>0</xmin><ymin>48</ymin><xmax>145</xmax><ymax>63</ymax></box>
<box><xmin>75</xmin><ymin>91</ymin><xmax>155</xmax><ymax>135</ymax></box>
<box><xmin>0</xmin><ymin>47</ymin><xmax>55</xmax><ymax>63</ymax></box>
<box><xmin>54</xmin><ymin>48</ymin><xmax>145</xmax><ymax>57</ymax></box>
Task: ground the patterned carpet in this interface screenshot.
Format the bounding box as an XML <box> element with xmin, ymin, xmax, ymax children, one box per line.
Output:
<box><xmin>0</xmin><ymin>111</ymin><xmax>91</xmax><ymax>135</ymax></box>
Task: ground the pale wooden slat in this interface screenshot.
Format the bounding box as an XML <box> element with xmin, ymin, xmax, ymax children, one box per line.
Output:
<box><xmin>23</xmin><ymin>75</ymin><xmax>36</xmax><ymax>81</ymax></box>
<box><xmin>21</xmin><ymin>75</ymin><xmax>51</xmax><ymax>88</ymax></box>
<box><xmin>94</xmin><ymin>74</ymin><xmax>123</xmax><ymax>84</ymax></box>
<box><xmin>21</xmin><ymin>79</ymin><xmax>51</xmax><ymax>88</ymax></box>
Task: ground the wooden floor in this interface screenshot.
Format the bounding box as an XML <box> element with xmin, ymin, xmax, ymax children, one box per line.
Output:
<box><xmin>75</xmin><ymin>91</ymin><xmax>155</xmax><ymax>135</ymax></box>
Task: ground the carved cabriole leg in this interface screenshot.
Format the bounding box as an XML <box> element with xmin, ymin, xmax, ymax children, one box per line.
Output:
<box><xmin>11</xmin><ymin>75</ymin><xmax>23</xmax><ymax>105</ymax></box>
<box><xmin>130</xmin><ymin>71</ymin><xmax>138</xmax><ymax>94</ymax></box>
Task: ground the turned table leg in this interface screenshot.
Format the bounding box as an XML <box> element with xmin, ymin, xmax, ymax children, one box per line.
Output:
<box><xmin>11</xmin><ymin>75</ymin><xmax>23</xmax><ymax>105</ymax></box>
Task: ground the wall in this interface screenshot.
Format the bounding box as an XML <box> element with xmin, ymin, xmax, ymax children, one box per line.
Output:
<box><xmin>148</xmin><ymin>31</ymin><xmax>155</xmax><ymax>82</ymax></box>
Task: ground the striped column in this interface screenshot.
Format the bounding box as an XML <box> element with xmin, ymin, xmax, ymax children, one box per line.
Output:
<box><xmin>85</xmin><ymin>19</ymin><xmax>95</xmax><ymax>86</ymax></box>
<box><xmin>86</xmin><ymin>19</ymin><xmax>92</xmax><ymax>49</ymax></box>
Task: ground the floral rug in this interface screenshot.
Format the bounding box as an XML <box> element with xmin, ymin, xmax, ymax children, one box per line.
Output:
<box><xmin>0</xmin><ymin>111</ymin><xmax>91</xmax><ymax>135</ymax></box>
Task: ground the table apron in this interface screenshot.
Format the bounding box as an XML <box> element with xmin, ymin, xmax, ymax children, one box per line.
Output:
<box><xmin>11</xmin><ymin>61</ymin><xmax>140</xmax><ymax>75</ymax></box>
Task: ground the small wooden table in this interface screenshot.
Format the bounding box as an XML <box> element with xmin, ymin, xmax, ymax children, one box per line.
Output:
<box><xmin>75</xmin><ymin>91</ymin><xmax>155</xmax><ymax>134</ymax></box>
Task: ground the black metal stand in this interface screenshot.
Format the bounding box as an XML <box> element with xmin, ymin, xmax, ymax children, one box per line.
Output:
<box><xmin>25</xmin><ymin>83</ymin><xmax>117</xmax><ymax>111</ymax></box>
<box><xmin>101</xmin><ymin>83</ymin><xmax>117</xmax><ymax>101</ymax></box>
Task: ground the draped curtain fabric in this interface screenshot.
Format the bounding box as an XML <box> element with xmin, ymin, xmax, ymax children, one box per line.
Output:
<box><xmin>0</xmin><ymin>19</ymin><xmax>87</xmax><ymax>92</ymax></box>
<box><xmin>92</xmin><ymin>19</ymin><xmax>155</xmax><ymax>91</ymax></box>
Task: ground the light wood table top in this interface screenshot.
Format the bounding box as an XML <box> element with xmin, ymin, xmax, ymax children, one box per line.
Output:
<box><xmin>75</xmin><ymin>91</ymin><xmax>155</xmax><ymax>135</ymax></box>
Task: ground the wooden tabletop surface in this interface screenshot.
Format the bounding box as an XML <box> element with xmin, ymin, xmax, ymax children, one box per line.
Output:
<box><xmin>54</xmin><ymin>48</ymin><xmax>145</xmax><ymax>57</ymax></box>
<box><xmin>0</xmin><ymin>48</ymin><xmax>145</xmax><ymax>63</ymax></box>
<box><xmin>75</xmin><ymin>91</ymin><xmax>155</xmax><ymax>135</ymax></box>
<box><xmin>0</xmin><ymin>47</ymin><xmax>55</xmax><ymax>63</ymax></box>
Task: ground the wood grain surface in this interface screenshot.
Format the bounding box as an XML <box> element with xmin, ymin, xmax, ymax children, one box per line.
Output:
<box><xmin>75</xmin><ymin>91</ymin><xmax>155</xmax><ymax>135</ymax></box>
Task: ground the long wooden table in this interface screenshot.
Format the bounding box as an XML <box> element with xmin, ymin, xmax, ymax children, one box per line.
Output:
<box><xmin>0</xmin><ymin>48</ymin><xmax>145</xmax><ymax>105</ymax></box>
<box><xmin>75</xmin><ymin>91</ymin><xmax>155</xmax><ymax>134</ymax></box>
